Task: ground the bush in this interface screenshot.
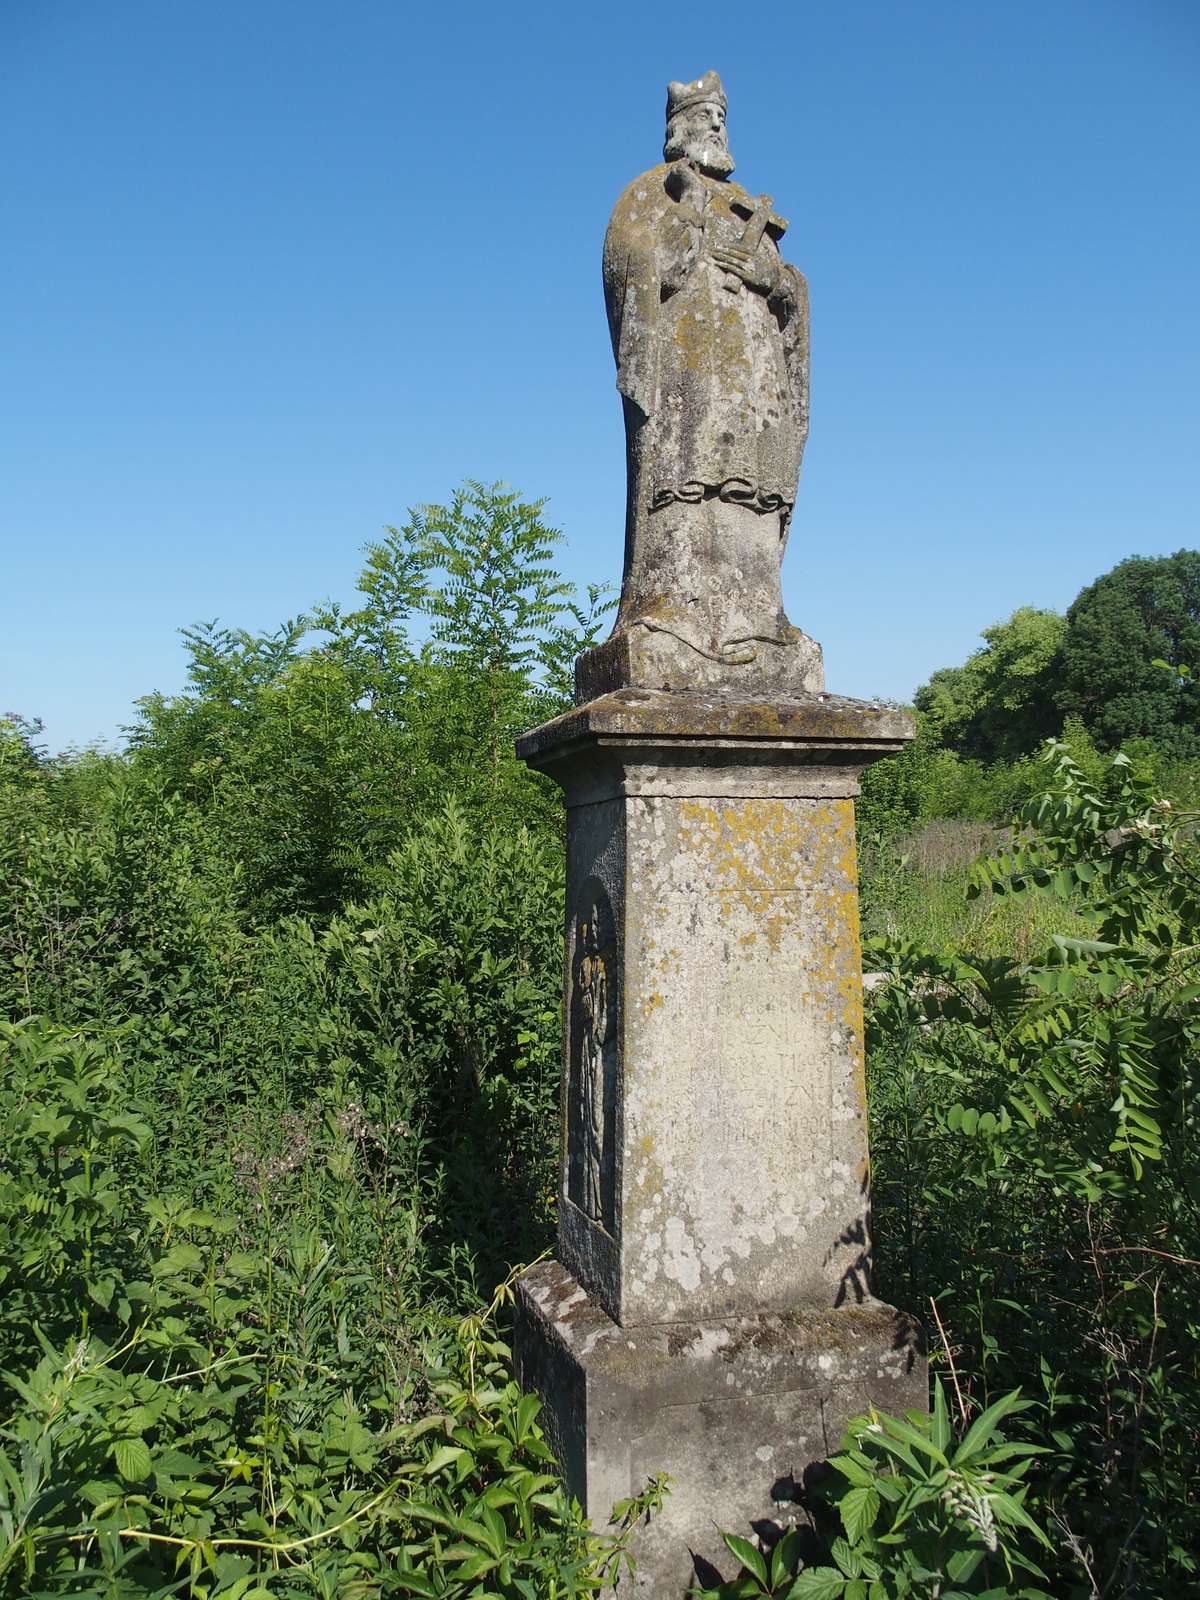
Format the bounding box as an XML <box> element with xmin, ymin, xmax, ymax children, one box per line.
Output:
<box><xmin>698</xmin><ymin>1383</ymin><xmax>1052</xmax><ymax>1599</ymax></box>
<box><xmin>0</xmin><ymin>1021</ymin><xmax>643</xmax><ymax>1598</ymax></box>
<box><xmin>865</xmin><ymin>743</ymin><xmax>1200</xmax><ymax>1592</ymax></box>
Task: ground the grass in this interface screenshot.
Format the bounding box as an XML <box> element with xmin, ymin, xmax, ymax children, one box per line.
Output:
<box><xmin>860</xmin><ymin>818</ymin><xmax>1089</xmax><ymax>960</ymax></box>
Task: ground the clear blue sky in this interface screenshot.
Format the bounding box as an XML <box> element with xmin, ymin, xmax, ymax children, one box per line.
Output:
<box><xmin>3</xmin><ymin>0</ymin><xmax>1197</xmax><ymax>752</ymax></box>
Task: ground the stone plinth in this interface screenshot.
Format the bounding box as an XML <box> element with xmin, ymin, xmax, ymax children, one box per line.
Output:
<box><xmin>575</xmin><ymin>618</ymin><xmax>825</xmax><ymax>703</ymax></box>
<box><xmin>514</xmin><ymin>689</ymin><xmax>925</xmax><ymax>1593</ymax></box>
<box><xmin>517</xmin><ymin>1261</ymin><xmax>925</xmax><ymax>1593</ymax></box>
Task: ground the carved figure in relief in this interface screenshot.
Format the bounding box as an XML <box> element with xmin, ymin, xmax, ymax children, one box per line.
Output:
<box><xmin>594</xmin><ymin>70</ymin><xmax>823</xmax><ymax>692</ymax></box>
<box><xmin>576</xmin><ymin>905</ymin><xmax>609</xmax><ymax>1222</ymax></box>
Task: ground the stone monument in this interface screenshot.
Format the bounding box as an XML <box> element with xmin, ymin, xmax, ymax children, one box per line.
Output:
<box><xmin>514</xmin><ymin>72</ymin><xmax>926</xmax><ymax>1593</ymax></box>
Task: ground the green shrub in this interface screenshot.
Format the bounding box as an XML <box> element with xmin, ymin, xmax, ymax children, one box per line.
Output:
<box><xmin>696</xmin><ymin>1383</ymin><xmax>1051</xmax><ymax>1599</ymax></box>
<box><xmin>865</xmin><ymin>744</ymin><xmax>1200</xmax><ymax>1592</ymax></box>
<box><xmin>0</xmin><ymin>1020</ymin><xmax>653</xmax><ymax>1598</ymax></box>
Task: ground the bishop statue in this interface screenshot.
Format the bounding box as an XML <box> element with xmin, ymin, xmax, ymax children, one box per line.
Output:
<box><xmin>581</xmin><ymin>70</ymin><xmax>823</xmax><ymax>696</ymax></box>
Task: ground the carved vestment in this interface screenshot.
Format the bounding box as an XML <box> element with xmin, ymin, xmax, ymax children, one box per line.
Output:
<box><xmin>603</xmin><ymin>161</ymin><xmax>810</xmax><ymax>525</ymax></box>
<box><xmin>581</xmin><ymin>144</ymin><xmax>824</xmax><ymax>691</ymax></box>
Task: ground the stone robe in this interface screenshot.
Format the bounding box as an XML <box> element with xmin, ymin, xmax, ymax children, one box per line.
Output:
<box><xmin>603</xmin><ymin>160</ymin><xmax>810</xmax><ymax>654</ymax></box>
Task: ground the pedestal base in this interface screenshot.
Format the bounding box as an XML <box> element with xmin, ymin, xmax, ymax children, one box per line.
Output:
<box><xmin>516</xmin><ymin>1260</ymin><xmax>926</xmax><ymax>1597</ymax></box>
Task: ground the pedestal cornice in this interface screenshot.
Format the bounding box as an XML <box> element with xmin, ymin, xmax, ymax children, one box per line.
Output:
<box><xmin>518</xmin><ymin>688</ymin><xmax>914</xmax><ymax>766</ymax></box>
<box><xmin>518</xmin><ymin>689</ymin><xmax>914</xmax><ymax>806</ymax></box>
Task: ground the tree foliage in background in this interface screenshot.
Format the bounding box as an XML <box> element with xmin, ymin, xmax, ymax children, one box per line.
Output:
<box><xmin>1056</xmin><ymin>549</ymin><xmax>1200</xmax><ymax>756</ymax></box>
<box><xmin>129</xmin><ymin>481</ymin><xmax>612</xmax><ymax>921</ymax></box>
<box><xmin>909</xmin><ymin>553</ymin><xmax>1200</xmax><ymax>789</ymax></box>
<box><xmin>914</xmin><ymin>607</ymin><xmax>1066</xmax><ymax>764</ymax></box>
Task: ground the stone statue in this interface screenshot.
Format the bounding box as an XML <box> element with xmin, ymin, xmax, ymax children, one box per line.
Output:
<box><xmin>576</xmin><ymin>905</ymin><xmax>608</xmax><ymax>1223</ymax></box>
<box><xmin>579</xmin><ymin>71</ymin><xmax>823</xmax><ymax>699</ymax></box>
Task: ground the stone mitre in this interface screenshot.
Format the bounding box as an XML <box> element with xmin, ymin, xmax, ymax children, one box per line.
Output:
<box><xmin>665</xmin><ymin>69</ymin><xmax>728</xmax><ymax>118</ymax></box>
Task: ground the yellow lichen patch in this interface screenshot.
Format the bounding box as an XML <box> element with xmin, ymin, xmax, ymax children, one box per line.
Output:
<box><xmin>632</xmin><ymin>1141</ymin><xmax>665</xmax><ymax>1197</ymax></box>
<box><xmin>646</xmin><ymin>941</ymin><xmax>683</xmax><ymax>980</ymax></box>
<box><xmin>673</xmin><ymin>308</ymin><xmax>710</xmax><ymax>373</ymax></box>
<box><xmin>674</xmin><ymin>796</ymin><xmax>871</xmax><ymax>961</ymax></box>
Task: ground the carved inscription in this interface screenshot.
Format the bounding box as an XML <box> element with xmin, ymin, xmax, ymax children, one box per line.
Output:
<box><xmin>568</xmin><ymin>888</ymin><xmax>617</xmax><ymax>1231</ymax></box>
<box><xmin>742</xmin><ymin>1013</ymin><xmax>832</xmax><ymax>1143</ymax></box>
<box><xmin>710</xmin><ymin>986</ymin><xmax>835</xmax><ymax>1160</ymax></box>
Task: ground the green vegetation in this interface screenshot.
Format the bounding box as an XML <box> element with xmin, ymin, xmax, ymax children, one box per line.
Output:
<box><xmin>1057</xmin><ymin>551</ymin><xmax>1200</xmax><ymax>757</ymax></box>
<box><xmin>865</xmin><ymin>744</ymin><xmax>1200</xmax><ymax>1592</ymax></box>
<box><xmin>908</xmin><ymin>550</ymin><xmax>1200</xmax><ymax>766</ymax></box>
<box><xmin>696</xmin><ymin>1384</ymin><xmax>1053</xmax><ymax>1599</ymax></box>
<box><xmin>913</xmin><ymin>607</ymin><xmax>1066</xmax><ymax>763</ymax></box>
<box><xmin>3</xmin><ymin>498</ymin><xmax>1199</xmax><ymax>1596</ymax></box>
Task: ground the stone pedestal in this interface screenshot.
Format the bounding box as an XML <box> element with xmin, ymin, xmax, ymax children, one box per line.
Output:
<box><xmin>515</xmin><ymin>688</ymin><xmax>926</xmax><ymax>1594</ymax></box>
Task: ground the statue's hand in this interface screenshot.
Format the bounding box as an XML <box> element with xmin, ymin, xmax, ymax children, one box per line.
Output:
<box><xmin>709</xmin><ymin>243</ymin><xmax>779</xmax><ymax>296</ymax></box>
<box><xmin>665</xmin><ymin>158</ymin><xmax>708</xmax><ymax>211</ymax></box>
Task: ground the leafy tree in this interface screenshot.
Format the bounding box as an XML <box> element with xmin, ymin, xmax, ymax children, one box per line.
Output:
<box><xmin>914</xmin><ymin>607</ymin><xmax>1065</xmax><ymax>762</ymax></box>
<box><xmin>131</xmin><ymin>621</ymin><xmax>396</xmax><ymax>919</ymax></box>
<box><xmin>0</xmin><ymin>712</ymin><xmax>44</xmax><ymax>776</ymax></box>
<box><xmin>1056</xmin><ymin>549</ymin><xmax>1200</xmax><ymax>755</ymax></box>
<box><xmin>912</xmin><ymin>660</ymin><xmax>977</xmax><ymax>749</ymax></box>
<box><xmin>128</xmin><ymin>481</ymin><xmax>614</xmax><ymax>920</ymax></box>
<box><xmin>408</xmin><ymin>479</ymin><xmax>612</xmax><ymax>782</ymax></box>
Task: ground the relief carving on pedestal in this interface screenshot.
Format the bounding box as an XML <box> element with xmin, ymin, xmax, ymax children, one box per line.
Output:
<box><xmin>569</xmin><ymin>889</ymin><xmax>617</xmax><ymax>1232</ymax></box>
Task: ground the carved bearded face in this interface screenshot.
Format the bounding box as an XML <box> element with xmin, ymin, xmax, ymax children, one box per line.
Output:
<box><xmin>664</xmin><ymin>100</ymin><xmax>735</xmax><ymax>177</ymax></box>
